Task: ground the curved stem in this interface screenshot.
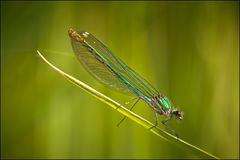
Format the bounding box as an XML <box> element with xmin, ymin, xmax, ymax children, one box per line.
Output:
<box><xmin>37</xmin><ymin>50</ymin><xmax>220</xmax><ymax>159</ymax></box>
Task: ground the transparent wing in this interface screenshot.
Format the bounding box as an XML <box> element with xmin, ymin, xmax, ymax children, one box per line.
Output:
<box><xmin>69</xmin><ymin>30</ymin><xmax>159</xmax><ymax>97</ymax></box>
<box><xmin>70</xmin><ymin>34</ymin><xmax>133</xmax><ymax>94</ymax></box>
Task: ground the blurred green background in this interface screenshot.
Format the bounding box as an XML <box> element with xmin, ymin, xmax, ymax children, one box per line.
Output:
<box><xmin>1</xmin><ymin>1</ymin><xmax>239</xmax><ymax>159</ymax></box>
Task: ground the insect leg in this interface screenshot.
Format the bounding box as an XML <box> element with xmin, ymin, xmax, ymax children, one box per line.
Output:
<box><xmin>153</xmin><ymin>110</ymin><xmax>159</xmax><ymax>126</ymax></box>
<box><xmin>116</xmin><ymin>97</ymin><xmax>139</xmax><ymax>109</ymax></box>
<box><xmin>117</xmin><ymin>98</ymin><xmax>140</xmax><ymax>127</ymax></box>
<box><xmin>149</xmin><ymin>110</ymin><xmax>159</xmax><ymax>130</ymax></box>
<box><xmin>124</xmin><ymin>97</ymin><xmax>139</xmax><ymax>105</ymax></box>
<box><xmin>162</xmin><ymin>116</ymin><xmax>179</xmax><ymax>138</ymax></box>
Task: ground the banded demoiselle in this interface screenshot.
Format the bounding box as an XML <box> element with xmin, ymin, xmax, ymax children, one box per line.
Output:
<box><xmin>68</xmin><ymin>29</ymin><xmax>183</xmax><ymax>136</ymax></box>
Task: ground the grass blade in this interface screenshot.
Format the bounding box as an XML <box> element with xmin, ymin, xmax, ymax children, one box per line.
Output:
<box><xmin>37</xmin><ymin>50</ymin><xmax>220</xmax><ymax>159</ymax></box>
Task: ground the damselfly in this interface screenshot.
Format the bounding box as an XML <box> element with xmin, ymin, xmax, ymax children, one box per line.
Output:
<box><xmin>68</xmin><ymin>29</ymin><xmax>183</xmax><ymax>136</ymax></box>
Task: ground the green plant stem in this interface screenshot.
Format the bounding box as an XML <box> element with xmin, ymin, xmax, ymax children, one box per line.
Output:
<box><xmin>37</xmin><ymin>50</ymin><xmax>220</xmax><ymax>159</ymax></box>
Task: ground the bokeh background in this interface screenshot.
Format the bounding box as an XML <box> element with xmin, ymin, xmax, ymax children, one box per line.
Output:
<box><xmin>1</xmin><ymin>1</ymin><xmax>239</xmax><ymax>159</ymax></box>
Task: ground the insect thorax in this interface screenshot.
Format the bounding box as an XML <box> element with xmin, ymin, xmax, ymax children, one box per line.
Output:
<box><xmin>151</xmin><ymin>95</ymin><xmax>172</xmax><ymax>111</ymax></box>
